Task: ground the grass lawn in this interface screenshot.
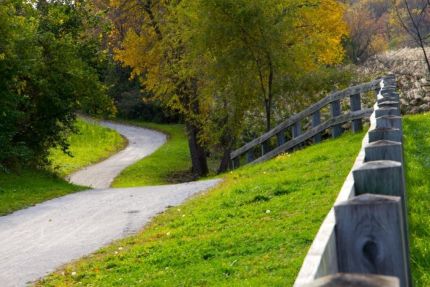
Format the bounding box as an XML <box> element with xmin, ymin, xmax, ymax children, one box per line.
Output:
<box><xmin>403</xmin><ymin>113</ymin><xmax>430</xmax><ymax>287</ymax></box>
<box><xmin>112</xmin><ymin>121</ymin><xmax>191</xmax><ymax>187</ymax></box>
<box><xmin>0</xmin><ymin>169</ymin><xmax>83</xmax><ymax>216</ymax></box>
<box><xmin>49</xmin><ymin>118</ymin><xmax>126</xmax><ymax>177</ymax></box>
<box><xmin>37</xmin><ymin>131</ymin><xmax>365</xmax><ymax>287</ymax></box>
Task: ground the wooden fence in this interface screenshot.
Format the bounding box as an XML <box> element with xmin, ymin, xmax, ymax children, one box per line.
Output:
<box><xmin>293</xmin><ymin>75</ymin><xmax>411</xmax><ymax>287</ymax></box>
<box><xmin>230</xmin><ymin>78</ymin><xmax>382</xmax><ymax>168</ymax></box>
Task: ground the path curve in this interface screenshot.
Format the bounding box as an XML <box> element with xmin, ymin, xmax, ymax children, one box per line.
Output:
<box><xmin>0</xmin><ymin>120</ymin><xmax>222</xmax><ymax>287</ymax></box>
<box><xmin>68</xmin><ymin>120</ymin><xmax>167</xmax><ymax>189</ymax></box>
<box><xmin>0</xmin><ymin>180</ymin><xmax>221</xmax><ymax>287</ymax></box>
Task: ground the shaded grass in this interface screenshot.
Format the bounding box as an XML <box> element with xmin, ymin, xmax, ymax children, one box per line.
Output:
<box><xmin>0</xmin><ymin>169</ymin><xmax>83</xmax><ymax>216</ymax></box>
<box><xmin>403</xmin><ymin>113</ymin><xmax>430</xmax><ymax>287</ymax></box>
<box><xmin>38</xmin><ymin>131</ymin><xmax>365</xmax><ymax>287</ymax></box>
<box><xmin>49</xmin><ymin>119</ymin><xmax>126</xmax><ymax>177</ymax></box>
<box><xmin>112</xmin><ymin>121</ymin><xmax>191</xmax><ymax>187</ymax></box>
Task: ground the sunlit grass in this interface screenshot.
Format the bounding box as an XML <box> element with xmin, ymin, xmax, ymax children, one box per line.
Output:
<box><xmin>0</xmin><ymin>169</ymin><xmax>83</xmax><ymax>216</ymax></box>
<box><xmin>112</xmin><ymin>121</ymin><xmax>191</xmax><ymax>187</ymax></box>
<box><xmin>403</xmin><ymin>113</ymin><xmax>430</xmax><ymax>287</ymax></box>
<box><xmin>49</xmin><ymin>119</ymin><xmax>126</xmax><ymax>177</ymax></box>
<box><xmin>38</xmin><ymin>131</ymin><xmax>365</xmax><ymax>286</ymax></box>
<box><xmin>0</xmin><ymin>118</ymin><xmax>126</xmax><ymax>216</ymax></box>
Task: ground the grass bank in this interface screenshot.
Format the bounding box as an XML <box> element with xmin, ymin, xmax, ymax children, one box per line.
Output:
<box><xmin>112</xmin><ymin>121</ymin><xmax>191</xmax><ymax>187</ymax></box>
<box><xmin>0</xmin><ymin>118</ymin><xmax>126</xmax><ymax>216</ymax></box>
<box><xmin>38</xmin><ymin>131</ymin><xmax>365</xmax><ymax>286</ymax></box>
<box><xmin>0</xmin><ymin>169</ymin><xmax>83</xmax><ymax>216</ymax></box>
<box><xmin>49</xmin><ymin>119</ymin><xmax>126</xmax><ymax>177</ymax></box>
<box><xmin>403</xmin><ymin>113</ymin><xmax>430</xmax><ymax>286</ymax></box>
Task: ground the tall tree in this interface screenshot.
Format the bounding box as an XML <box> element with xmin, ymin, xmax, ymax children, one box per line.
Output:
<box><xmin>179</xmin><ymin>0</ymin><xmax>347</xmax><ymax>133</ymax></box>
<box><xmin>113</xmin><ymin>0</ymin><xmax>209</xmax><ymax>176</ymax></box>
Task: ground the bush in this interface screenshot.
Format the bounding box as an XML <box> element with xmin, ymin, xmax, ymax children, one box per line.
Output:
<box><xmin>0</xmin><ymin>0</ymin><xmax>112</xmax><ymax>170</ymax></box>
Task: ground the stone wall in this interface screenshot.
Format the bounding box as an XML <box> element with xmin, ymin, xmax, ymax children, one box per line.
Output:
<box><xmin>360</xmin><ymin>47</ymin><xmax>430</xmax><ymax>114</ymax></box>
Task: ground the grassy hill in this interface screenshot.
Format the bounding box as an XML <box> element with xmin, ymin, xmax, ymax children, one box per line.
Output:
<box><xmin>37</xmin><ymin>131</ymin><xmax>366</xmax><ymax>286</ymax></box>
<box><xmin>112</xmin><ymin>121</ymin><xmax>192</xmax><ymax>187</ymax></box>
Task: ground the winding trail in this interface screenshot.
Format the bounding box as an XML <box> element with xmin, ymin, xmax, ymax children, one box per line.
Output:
<box><xmin>0</xmin><ymin>121</ymin><xmax>221</xmax><ymax>287</ymax></box>
<box><xmin>68</xmin><ymin>121</ymin><xmax>167</xmax><ymax>189</ymax></box>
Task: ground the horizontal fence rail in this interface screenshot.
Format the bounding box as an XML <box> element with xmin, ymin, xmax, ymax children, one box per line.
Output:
<box><xmin>294</xmin><ymin>75</ymin><xmax>411</xmax><ymax>287</ymax></box>
<box><xmin>230</xmin><ymin>79</ymin><xmax>382</xmax><ymax>168</ymax></box>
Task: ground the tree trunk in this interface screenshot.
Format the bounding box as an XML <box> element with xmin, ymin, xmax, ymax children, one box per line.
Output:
<box><xmin>264</xmin><ymin>98</ymin><xmax>271</xmax><ymax>132</ymax></box>
<box><xmin>265</xmin><ymin>58</ymin><xmax>274</xmax><ymax>132</ymax></box>
<box><xmin>218</xmin><ymin>145</ymin><xmax>232</xmax><ymax>173</ymax></box>
<box><xmin>185</xmin><ymin>122</ymin><xmax>209</xmax><ymax>177</ymax></box>
<box><xmin>419</xmin><ymin>41</ymin><xmax>430</xmax><ymax>75</ymax></box>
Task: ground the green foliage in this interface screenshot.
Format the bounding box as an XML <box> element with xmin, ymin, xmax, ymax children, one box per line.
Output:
<box><xmin>177</xmin><ymin>0</ymin><xmax>348</xmax><ymax>134</ymax></box>
<box><xmin>0</xmin><ymin>169</ymin><xmax>84</xmax><ymax>216</ymax></box>
<box><xmin>113</xmin><ymin>0</ymin><xmax>349</xmax><ymax>174</ymax></box>
<box><xmin>37</xmin><ymin>131</ymin><xmax>365</xmax><ymax>286</ymax></box>
<box><xmin>49</xmin><ymin>119</ymin><xmax>126</xmax><ymax>177</ymax></box>
<box><xmin>0</xmin><ymin>0</ymin><xmax>114</xmax><ymax>170</ymax></box>
<box><xmin>112</xmin><ymin>121</ymin><xmax>191</xmax><ymax>187</ymax></box>
<box><xmin>403</xmin><ymin>113</ymin><xmax>430</xmax><ymax>286</ymax></box>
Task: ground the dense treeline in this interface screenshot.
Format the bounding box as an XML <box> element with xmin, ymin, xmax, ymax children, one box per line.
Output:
<box><xmin>111</xmin><ymin>0</ymin><xmax>350</xmax><ymax>175</ymax></box>
<box><xmin>3</xmin><ymin>0</ymin><xmax>425</xmax><ymax>178</ymax></box>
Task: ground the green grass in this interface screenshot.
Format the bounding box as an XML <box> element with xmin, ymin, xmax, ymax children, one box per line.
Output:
<box><xmin>403</xmin><ymin>113</ymin><xmax>430</xmax><ymax>287</ymax></box>
<box><xmin>0</xmin><ymin>169</ymin><xmax>83</xmax><ymax>216</ymax></box>
<box><xmin>38</xmin><ymin>131</ymin><xmax>365</xmax><ymax>287</ymax></box>
<box><xmin>49</xmin><ymin>119</ymin><xmax>126</xmax><ymax>177</ymax></box>
<box><xmin>112</xmin><ymin>121</ymin><xmax>191</xmax><ymax>187</ymax></box>
<box><xmin>0</xmin><ymin>118</ymin><xmax>126</xmax><ymax>216</ymax></box>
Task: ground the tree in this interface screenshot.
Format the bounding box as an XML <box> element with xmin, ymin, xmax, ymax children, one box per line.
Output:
<box><xmin>179</xmin><ymin>0</ymin><xmax>348</xmax><ymax>133</ymax></box>
<box><xmin>113</xmin><ymin>0</ymin><xmax>210</xmax><ymax>177</ymax></box>
<box><xmin>394</xmin><ymin>0</ymin><xmax>430</xmax><ymax>74</ymax></box>
<box><xmin>344</xmin><ymin>3</ymin><xmax>388</xmax><ymax>63</ymax></box>
<box><xmin>113</xmin><ymin>0</ymin><xmax>347</xmax><ymax>174</ymax></box>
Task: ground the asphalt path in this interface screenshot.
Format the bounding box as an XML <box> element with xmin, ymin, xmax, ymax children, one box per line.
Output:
<box><xmin>68</xmin><ymin>121</ymin><xmax>167</xmax><ymax>189</ymax></box>
<box><xmin>0</xmin><ymin>121</ymin><xmax>221</xmax><ymax>286</ymax></box>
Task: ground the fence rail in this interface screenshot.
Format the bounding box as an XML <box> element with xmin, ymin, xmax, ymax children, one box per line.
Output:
<box><xmin>294</xmin><ymin>75</ymin><xmax>411</xmax><ymax>287</ymax></box>
<box><xmin>230</xmin><ymin>79</ymin><xmax>382</xmax><ymax>168</ymax></box>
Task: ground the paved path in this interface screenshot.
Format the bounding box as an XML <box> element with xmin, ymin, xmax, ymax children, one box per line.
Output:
<box><xmin>68</xmin><ymin>121</ymin><xmax>167</xmax><ymax>189</ymax></box>
<box><xmin>0</xmin><ymin>180</ymin><xmax>221</xmax><ymax>287</ymax></box>
<box><xmin>0</xmin><ymin>120</ymin><xmax>221</xmax><ymax>286</ymax></box>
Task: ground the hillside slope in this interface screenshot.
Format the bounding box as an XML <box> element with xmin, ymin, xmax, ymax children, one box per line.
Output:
<box><xmin>38</xmin><ymin>131</ymin><xmax>366</xmax><ymax>286</ymax></box>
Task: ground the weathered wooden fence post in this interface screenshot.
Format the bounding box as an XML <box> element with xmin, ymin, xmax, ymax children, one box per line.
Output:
<box><xmin>247</xmin><ymin>149</ymin><xmax>254</xmax><ymax>163</ymax></box>
<box><xmin>364</xmin><ymin>140</ymin><xmax>403</xmax><ymax>162</ymax></box>
<box><xmin>375</xmin><ymin>107</ymin><xmax>401</xmax><ymax>118</ymax></box>
<box><xmin>378</xmin><ymin>101</ymin><xmax>400</xmax><ymax>109</ymax></box>
<box><xmin>330</xmin><ymin>100</ymin><xmax>343</xmax><ymax>137</ymax></box>
<box><xmin>334</xmin><ymin>194</ymin><xmax>409</xmax><ymax>287</ymax></box>
<box><xmin>312</xmin><ymin>110</ymin><xmax>322</xmax><ymax>143</ymax></box>
<box><xmin>368</xmin><ymin>128</ymin><xmax>402</xmax><ymax>143</ymax></box>
<box><xmin>376</xmin><ymin>116</ymin><xmax>402</xmax><ymax>131</ymax></box>
<box><xmin>232</xmin><ymin>157</ymin><xmax>240</xmax><ymax>169</ymax></box>
<box><xmin>277</xmin><ymin>131</ymin><xmax>286</xmax><ymax>146</ymax></box>
<box><xmin>261</xmin><ymin>140</ymin><xmax>270</xmax><ymax>156</ymax></box>
<box><xmin>350</xmin><ymin>94</ymin><xmax>362</xmax><ymax>132</ymax></box>
<box><xmin>293</xmin><ymin>121</ymin><xmax>301</xmax><ymax>139</ymax></box>
<box><xmin>304</xmin><ymin>273</ymin><xmax>400</xmax><ymax>287</ymax></box>
<box><xmin>352</xmin><ymin>160</ymin><xmax>411</xmax><ymax>287</ymax></box>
